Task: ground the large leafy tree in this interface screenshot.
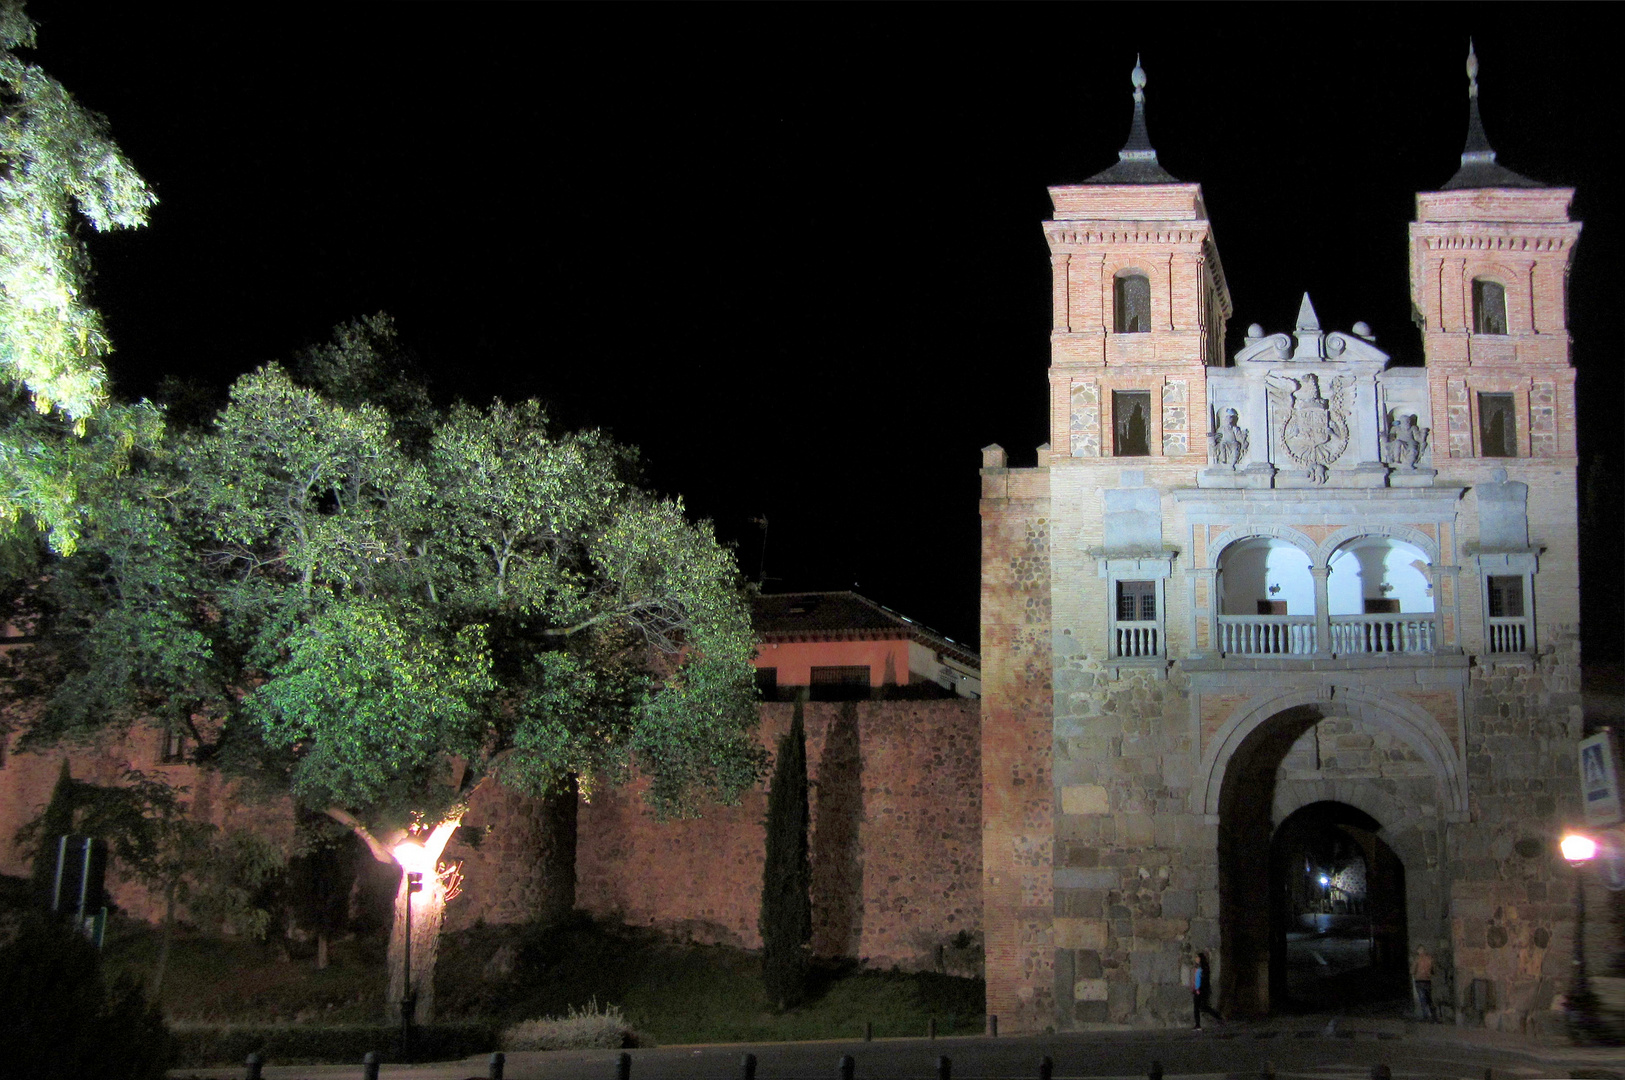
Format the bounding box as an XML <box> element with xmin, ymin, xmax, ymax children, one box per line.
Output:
<box><xmin>0</xmin><ymin>2</ymin><xmax>158</xmax><ymax>556</ymax></box>
<box><xmin>6</xmin><ymin>320</ymin><xmax>763</xmax><ymax>1019</ymax></box>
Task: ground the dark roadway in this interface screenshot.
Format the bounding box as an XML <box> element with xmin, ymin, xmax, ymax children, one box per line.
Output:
<box><xmin>173</xmin><ymin>1017</ymin><xmax>1624</xmax><ymax>1080</ymax></box>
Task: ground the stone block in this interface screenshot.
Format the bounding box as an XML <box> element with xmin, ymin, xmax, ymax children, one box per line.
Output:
<box><xmin>1060</xmin><ymin>783</ymin><xmax>1110</xmax><ymax>815</ymax></box>
<box><xmin>1074</xmin><ymin>977</ymin><xmax>1109</xmax><ymax>1001</ymax></box>
<box><xmin>1053</xmin><ymin>917</ymin><xmax>1108</xmax><ymax>951</ymax></box>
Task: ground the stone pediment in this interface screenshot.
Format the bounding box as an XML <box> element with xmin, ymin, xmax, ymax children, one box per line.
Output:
<box><xmin>1201</xmin><ymin>294</ymin><xmax>1434</xmax><ymax>489</ymax></box>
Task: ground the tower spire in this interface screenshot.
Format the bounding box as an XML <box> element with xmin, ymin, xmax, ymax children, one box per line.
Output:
<box><xmin>1441</xmin><ymin>40</ymin><xmax>1543</xmax><ymax>190</ymax></box>
<box><xmin>1084</xmin><ymin>55</ymin><xmax>1179</xmax><ymax>184</ymax></box>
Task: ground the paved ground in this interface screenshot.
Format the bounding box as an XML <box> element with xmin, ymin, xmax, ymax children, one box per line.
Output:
<box><xmin>171</xmin><ymin>1015</ymin><xmax>1625</xmax><ymax>1080</ymax></box>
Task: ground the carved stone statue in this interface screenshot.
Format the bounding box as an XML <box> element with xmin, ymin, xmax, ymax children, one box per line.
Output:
<box><xmin>1208</xmin><ymin>408</ymin><xmax>1250</xmax><ymax>468</ymax></box>
<box><xmin>1383</xmin><ymin>411</ymin><xmax>1430</xmax><ymax>469</ymax></box>
<box><xmin>1267</xmin><ymin>371</ymin><xmax>1354</xmax><ymax>484</ymax></box>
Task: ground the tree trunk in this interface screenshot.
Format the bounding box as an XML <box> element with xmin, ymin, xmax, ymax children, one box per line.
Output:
<box><xmin>385</xmin><ymin>865</ymin><xmax>449</xmax><ymax>1022</ymax></box>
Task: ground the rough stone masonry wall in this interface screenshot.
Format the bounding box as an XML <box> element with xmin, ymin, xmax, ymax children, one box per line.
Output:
<box><xmin>571</xmin><ymin>699</ymin><xmax>982</xmax><ymax>974</ymax></box>
<box><xmin>1448</xmin><ymin>632</ymin><xmax>1584</xmax><ymax>1033</ymax></box>
<box><xmin>979</xmin><ymin>459</ymin><xmax>1055</xmax><ymax>1033</ymax></box>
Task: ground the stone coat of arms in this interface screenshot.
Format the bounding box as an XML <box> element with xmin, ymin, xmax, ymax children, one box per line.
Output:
<box><xmin>1268</xmin><ymin>371</ymin><xmax>1354</xmax><ymax>483</ymax></box>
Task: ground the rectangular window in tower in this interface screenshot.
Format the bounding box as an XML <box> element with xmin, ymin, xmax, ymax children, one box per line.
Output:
<box><xmin>1485</xmin><ymin>574</ymin><xmax>1530</xmax><ymax>653</ymax></box>
<box><xmin>1363</xmin><ymin>598</ymin><xmax>1401</xmax><ymax>614</ymax></box>
<box><xmin>1473</xmin><ymin>279</ymin><xmax>1508</xmax><ymax>335</ymax></box>
<box><xmin>1257</xmin><ymin>600</ymin><xmax>1288</xmax><ymax>616</ymax></box>
<box><xmin>1114</xmin><ymin>274</ymin><xmax>1151</xmax><ymax>333</ymax></box>
<box><xmin>1113</xmin><ymin>391</ymin><xmax>1151</xmax><ymax>456</ymax></box>
<box><xmin>754</xmin><ymin>667</ymin><xmax>779</xmax><ymax>700</ymax></box>
<box><xmin>1478</xmin><ymin>392</ymin><xmax>1517</xmax><ymax>457</ymax></box>
<box><xmin>810</xmin><ymin>665</ymin><xmax>871</xmax><ymax>701</ymax></box>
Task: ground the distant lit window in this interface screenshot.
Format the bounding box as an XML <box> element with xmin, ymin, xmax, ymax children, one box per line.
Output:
<box><xmin>1478</xmin><ymin>393</ymin><xmax>1517</xmax><ymax>458</ymax></box>
<box><xmin>810</xmin><ymin>665</ymin><xmax>870</xmax><ymax>701</ymax></box>
<box><xmin>1113</xmin><ymin>391</ymin><xmax>1151</xmax><ymax>457</ymax></box>
<box><xmin>1472</xmin><ymin>279</ymin><xmax>1508</xmax><ymax>335</ymax></box>
<box><xmin>1114</xmin><ymin>273</ymin><xmax>1151</xmax><ymax>334</ymax></box>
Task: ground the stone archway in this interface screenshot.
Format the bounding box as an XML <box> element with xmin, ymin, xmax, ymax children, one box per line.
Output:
<box><xmin>1210</xmin><ymin>693</ymin><xmax>1454</xmax><ymax>1016</ymax></box>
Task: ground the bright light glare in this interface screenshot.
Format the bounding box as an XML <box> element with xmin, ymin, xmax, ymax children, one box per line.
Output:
<box><xmin>1560</xmin><ymin>833</ymin><xmax>1598</xmax><ymax>865</ymax></box>
<box><xmin>1318</xmin><ymin>874</ymin><xmax>1331</xmax><ymax>886</ymax></box>
<box><xmin>392</xmin><ymin>840</ymin><xmax>431</xmax><ymax>873</ymax></box>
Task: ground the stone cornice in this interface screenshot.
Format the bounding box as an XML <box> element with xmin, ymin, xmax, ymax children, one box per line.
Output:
<box><xmin>1044</xmin><ymin>224</ymin><xmax>1212</xmax><ymax>247</ymax></box>
<box><xmin>1411</xmin><ymin>229</ymin><xmax>1579</xmax><ymax>254</ymax></box>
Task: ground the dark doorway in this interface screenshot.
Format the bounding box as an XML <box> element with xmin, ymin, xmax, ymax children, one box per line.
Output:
<box><xmin>1269</xmin><ymin>802</ymin><xmax>1409</xmax><ymax>1011</ymax></box>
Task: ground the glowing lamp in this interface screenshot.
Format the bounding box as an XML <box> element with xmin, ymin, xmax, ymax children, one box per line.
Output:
<box><xmin>392</xmin><ymin>840</ymin><xmax>432</xmax><ymax>874</ymax></box>
<box><xmin>1318</xmin><ymin>874</ymin><xmax>1330</xmax><ymax>887</ymax></box>
<box><xmin>1560</xmin><ymin>833</ymin><xmax>1598</xmax><ymax>866</ymax></box>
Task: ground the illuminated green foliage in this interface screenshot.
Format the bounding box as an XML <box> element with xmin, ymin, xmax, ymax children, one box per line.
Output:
<box><xmin>10</xmin><ymin>319</ymin><xmax>762</xmax><ymax>834</ymax></box>
<box><xmin>0</xmin><ymin>2</ymin><xmax>158</xmax><ymax>553</ymax></box>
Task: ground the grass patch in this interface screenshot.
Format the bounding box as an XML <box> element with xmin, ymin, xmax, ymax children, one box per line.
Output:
<box><xmin>97</xmin><ymin>911</ymin><xmax>983</xmax><ymax>1055</ymax></box>
<box><xmin>438</xmin><ymin>916</ymin><xmax>984</xmax><ymax>1045</ymax></box>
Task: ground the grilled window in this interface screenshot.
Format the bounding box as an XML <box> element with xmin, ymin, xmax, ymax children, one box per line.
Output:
<box><xmin>1487</xmin><ymin>576</ymin><xmax>1524</xmax><ymax>618</ymax></box>
<box><xmin>1478</xmin><ymin>393</ymin><xmax>1517</xmax><ymax>458</ymax></box>
<box><xmin>1116</xmin><ymin>580</ymin><xmax>1156</xmax><ymax>622</ymax></box>
<box><xmin>1113</xmin><ymin>391</ymin><xmax>1151</xmax><ymax>457</ymax></box>
<box><xmin>810</xmin><ymin>665</ymin><xmax>871</xmax><ymax>701</ymax></box>
<box><xmin>1473</xmin><ymin>279</ymin><xmax>1508</xmax><ymax>335</ymax></box>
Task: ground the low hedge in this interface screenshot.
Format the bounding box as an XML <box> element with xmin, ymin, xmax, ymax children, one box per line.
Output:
<box><xmin>169</xmin><ymin>1021</ymin><xmax>499</xmax><ymax>1068</ymax></box>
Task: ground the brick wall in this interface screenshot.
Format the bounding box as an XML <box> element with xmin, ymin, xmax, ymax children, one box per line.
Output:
<box><xmin>571</xmin><ymin>699</ymin><xmax>982</xmax><ymax>973</ymax></box>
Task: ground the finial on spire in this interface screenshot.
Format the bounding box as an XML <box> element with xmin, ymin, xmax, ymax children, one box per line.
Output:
<box><xmin>1466</xmin><ymin>39</ymin><xmax>1479</xmax><ymax>99</ymax></box>
<box><xmin>1439</xmin><ymin>39</ymin><xmax>1546</xmax><ymax>190</ymax></box>
<box><xmin>1082</xmin><ymin>53</ymin><xmax>1180</xmax><ymax>184</ymax></box>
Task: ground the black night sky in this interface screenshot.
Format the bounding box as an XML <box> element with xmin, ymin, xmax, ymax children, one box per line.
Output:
<box><xmin>21</xmin><ymin>4</ymin><xmax>1622</xmax><ymax>656</ymax></box>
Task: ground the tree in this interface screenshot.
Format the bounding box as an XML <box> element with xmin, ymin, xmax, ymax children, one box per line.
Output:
<box><xmin>0</xmin><ymin>2</ymin><xmax>158</xmax><ymax>556</ymax></box>
<box><xmin>760</xmin><ymin>702</ymin><xmax>810</xmax><ymax>1010</ymax></box>
<box><xmin>7</xmin><ymin>322</ymin><xmax>764</xmax><ymax>1020</ymax></box>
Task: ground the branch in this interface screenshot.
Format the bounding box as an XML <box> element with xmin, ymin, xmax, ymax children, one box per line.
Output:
<box><xmin>324</xmin><ymin>807</ymin><xmax>393</xmax><ymax>865</ymax></box>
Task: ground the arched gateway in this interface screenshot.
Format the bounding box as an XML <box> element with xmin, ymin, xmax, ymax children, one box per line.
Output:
<box><xmin>980</xmin><ymin>56</ymin><xmax>1586</xmax><ymax>1034</ymax></box>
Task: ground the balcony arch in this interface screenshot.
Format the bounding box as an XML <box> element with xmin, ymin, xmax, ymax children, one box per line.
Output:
<box><xmin>1214</xmin><ymin>532</ymin><xmax>1316</xmax><ymax>656</ymax></box>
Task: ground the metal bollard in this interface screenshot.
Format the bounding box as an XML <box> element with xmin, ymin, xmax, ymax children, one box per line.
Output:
<box><xmin>489</xmin><ymin>1051</ymin><xmax>505</xmax><ymax>1080</ymax></box>
<box><xmin>1370</xmin><ymin>1067</ymin><xmax>1392</xmax><ymax>1080</ymax></box>
<box><xmin>245</xmin><ymin>1053</ymin><xmax>263</xmax><ymax>1080</ymax></box>
<box><xmin>864</xmin><ymin>1020</ymin><xmax>873</xmax><ymax>1041</ymax></box>
<box><xmin>987</xmin><ymin>1014</ymin><xmax>998</xmax><ymax>1038</ymax></box>
<box><xmin>1039</xmin><ymin>1055</ymin><xmax>1054</xmax><ymax>1080</ymax></box>
<box><xmin>362</xmin><ymin>1051</ymin><xmax>380</xmax><ymax>1080</ymax></box>
<box><xmin>937</xmin><ymin>1055</ymin><xmax>952</xmax><ymax>1080</ymax></box>
<box><xmin>616</xmin><ymin>1050</ymin><xmax>632</xmax><ymax>1080</ymax></box>
<box><xmin>929</xmin><ymin>1016</ymin><xmax>938</xmax><ymax>1039</ymax></box>
<box><xmin>839</xmin><ymin>1054</ymin><xmax>856</xmax><ymax>1080</ymax></box>
<box><xmin>1149</xmin><ymin>1061</ymin><xmax>1164</xmax><ymax>1080</ymax></box>
<box><xmin>740</xmin><ymin>1052</ymin><xmax>757</xmax><ymax>1080</ymax></box>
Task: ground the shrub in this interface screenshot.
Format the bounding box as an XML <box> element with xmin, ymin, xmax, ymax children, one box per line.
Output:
<box><xmin>500</xmin><ymin>998</ymin><xmax>636</xmax><ymax>1051</ymax></box>
<box><xmin>0</xmin><ymin>908</ymin><xmax>173</xmax><ymax>1080</ymax></box>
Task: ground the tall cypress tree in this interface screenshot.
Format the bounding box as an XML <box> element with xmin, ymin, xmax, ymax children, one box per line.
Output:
<box><xmin>760</xmin><ymin>703</ymin><xmax>811</xmax><ymax>1010</ymax></box>
<box><xmin>28</xmin><ymin>759</ymin><xmax>77</xmax><ymax>901</ymax></box>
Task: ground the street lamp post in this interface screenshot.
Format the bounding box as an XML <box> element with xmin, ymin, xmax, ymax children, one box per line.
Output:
<box><xmin>401</xmin><ymin>865</ymin><xmax>424</xmax><ymax>1058</ymax></box>
<box><xmin>1559</xmin><ymin>832</ymin><xmax>1598</xmax><ymax>1042</ymax></box>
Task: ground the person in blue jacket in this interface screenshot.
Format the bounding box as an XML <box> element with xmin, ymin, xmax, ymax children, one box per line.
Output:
<box><xmin>1192</xmin><ymin>952</ymin><xmax>1223</xmax><ymax>1029</ymax></box>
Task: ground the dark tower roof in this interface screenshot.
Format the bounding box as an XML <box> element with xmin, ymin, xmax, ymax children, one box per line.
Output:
<box><xmin>1441</xmin><ymin>41</ymin><xmax>1545</xmax><ymax>191</ymax></box>
<box><xmin>1085</xmin><ymin>55</ymin><xmax>1181</xmax><ymax>185</ymax></box>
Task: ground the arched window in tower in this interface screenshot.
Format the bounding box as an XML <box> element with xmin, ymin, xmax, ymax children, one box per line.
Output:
<box><xmin>1472</xmin><ymin>278</ymin><xmax>1508</xmax><ymax>335</ymax></box>
<box><xmin>1114</xmin><ymin>272</ymin><xmax>1151</xmax><ymax>334</ymax></box>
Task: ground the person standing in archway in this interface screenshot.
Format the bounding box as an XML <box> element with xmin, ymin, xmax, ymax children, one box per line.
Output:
<box><xmin>1411</xmin><ymin>945</ymin><xmax>1436</xmax><ymax>1021</ymax></box>
<box><xmin>1192</xmin><ymin>952</ymin><xmax>1223</xmax><ymax>1029</ymax></box>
